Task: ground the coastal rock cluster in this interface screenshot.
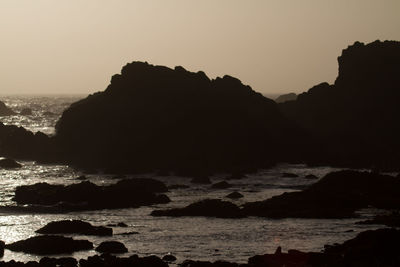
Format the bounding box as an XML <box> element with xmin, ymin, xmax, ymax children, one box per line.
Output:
<box><xmin>14</xmin><ymin>178</ymin><xmax>170</xmax><ymax>211</ymax></box>
<box><xmin>0</xmin><ymin>40</ymin><xmax>399</xmax><ymax>173</ymax></box>
<box><xmin>0</xmin><ymin>228</ymin><xmax>399</xmax><ymax>266</ymax></box>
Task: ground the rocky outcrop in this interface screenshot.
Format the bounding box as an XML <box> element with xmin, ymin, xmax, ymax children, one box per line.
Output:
<box><xmin>280</xmin><ymin>40</ymin><xmax>400</xmax><ymax>170</ymax></box>
<box><xmin>274</xmin><ymin>93</ymin><xmax>297</xmax><ymax>103</ymax></box>
<box><xmin>36</xmin><ymin>220</ymin><xmax>112</xmax><ymax>236</ymax></box>
<box><xmin>248</xmin><ymin>228</ymin><xmax>400</xmax><ymax>267</ymax></box>
<box><xmin>0</xmin><ymin>101</ymin><xmax>15</xmax><ymax>116</ymax></box>
<box><xmin>95</xmin><ymin>241</ymin><xmax>128</xmax><ymax>254</ymax></box>
<box><xmin>54</xmin><ymin>61</ymin><xmax>301</xmax><ymax>174</ymax></box>
<box><xmin>0</xmin><ymin>158</ymin><xmax>22</xmax><ymax>169</ymax></box>
<box><xmin>14</xmin><ymin>178</ymin><xmax>170</xmax><ymax>212</ymax></box>
<box><xmin>243</xmin><ymin>170</ymin><xmax>400</xmax><ymax>218</ymax></box>
<box><xmin>0</xmin><ymin>122</ymin><xmax>53</xmax><ymax>162</ymax></box>
<box><xmin>5</xmin><ymin>235</ymin><xmax>93</xmax><ymax>255</ymax></box>
<box><xmin>151</xmin><ymin>199</ymin><xmax>243</xmax><ymax>218</ymax></box>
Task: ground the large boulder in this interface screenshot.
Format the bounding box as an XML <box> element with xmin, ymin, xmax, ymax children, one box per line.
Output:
<box><xmin>243</xmin><ymin>170</ymin><xmax>400</xmax><ymax>218</ymax></box>
<box><xmin>14</xmin><ymin>178</ymin><xmax>170</xmax><ymax>212</ymax></box>
<box><xmin>54</xmin><ymin>62</ymin><xmax>302</xmax><ymax>174</ymax></box>
<box><xmin>151</xmin><ymin>199</ymin><xmax>243</xmax><ymax>218</ymax></box>
<box><xmin>36</xmin><ymin>220</ymin><xmax>112</xmax><ymax>236</ymax></box>
<box><xmin>0</xmin><ymin>101</ymin><xmax>15</xmax><ymax>116</ymax></box>
<box><xmin>5</xmin><ymin>235</ymin><xmax>93</xmax><ymax>255</ymax></box>
<box><xmin>95</xmin><ymin>241</ymin><xmax>127</xmax><ymax>254</ymax></box>
<box><xmin>280</xmin><ymin>40</ymin><xmax>400</xmax><ymax>170</ymax></box>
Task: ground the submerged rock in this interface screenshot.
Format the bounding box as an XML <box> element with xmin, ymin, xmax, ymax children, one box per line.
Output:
<box><xmin>36</xmin><ymin>220</ymin><xmax>112</xmax><ymax>236</ymax></box>
<box><xmin>20</xmin><ymin>108</ymin><xmax>33</xmax><ymax>116</ymax></box>
<box><xmin>225</xmin><ymin>191</ymin><xmax>244</xmax><ymax>199</ymax></box>
<box><xmin>5</xmin><ymin>235</ymin><xmax>93</xmax><ymax>255</ymax></box>
<box><xmin>14</xmin><ymin>178</ymin><xmax>170</xmax><ymax>211</ymax></box>
<box><xmin>0</xmin><ymin>158</ymin><xmax>22</xmax><ymax>169</ymax></box>
<box><xmin>211</xmin><ymin>181</ymin><xmax>232</xmax><ymax>189</ymax></box>
<box><xmin>95</xmin><ymin>241</ymin><xmax>128</xmax><ymax>254</ymax></box>
<box><xmin>243</xmin><ymin>170</ymin><xmax>400</xmax><ymax>218</ymax></box>
<box><xmin>357</xmin><ymin>212</ymin><xmax>400</xmax><ymax>227</ymax></box>
<box><xmin>151</xmin><ymin>199</ymin><xmax>243</xmax><ymax>218</ymax></box>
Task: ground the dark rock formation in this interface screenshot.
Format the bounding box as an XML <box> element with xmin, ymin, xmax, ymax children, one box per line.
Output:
<box><xmin>0</xmin><ymin>122</ymin><xmax>53</xmax><ymax>162</ymax></box>
<box><xmin>249</xmin><ymin>228</ymin><xmax>400</xmax><ymax>267</ymax></box>
<box><xmin>0</xmin><ymin>240</ymin><xmax>4</xmax><ymax>258</ymax></box>
<box><xmin>0</xmin><ymin>158</ymin><xmax>22</xmax><ymax>169</ymax></box>
<box><xmin>211</xmin><ymin>181</ymin><xmax>232</xmax><ymax>189</ymax></box>
<box><xmin>274</xmin><ymin>93</ymin><xmax>297</xmax><ymax>103</ymax></box>
<box><xmin>0</xmin><ymin>101</ymin><xmax>15</xmax><ymax>116</ymax></box>
<box><xmin>225</xmin><ymin>191</ymin><xmax>244</xmax><ymax>199</ymax></box>
<box><xmin>14</xmin><ymin>178</ymin><xmax>169</xmax><ymax>212</ymax></box>
<box><xmin>357</xmin><ymin>212</ymin><xmax>400</xmax><ymax>227</ymax></box>
<box><xmin>243</xmin><ymin>170</ymin><xmax>400</xmax><ymax>218</ymax></box>
<box><xmin>280</xmin><ymin>40</ymin><xmax>400</xmax><ymax>171</ymax></box>
<box><xmin>5</xmin><ymin>235</ymin><xmax>93</xmax><ymax>255</ymax></box>
<box><xmin>54</xmin><ymin>61</ymin><xmax>301</xmax><ymax>174</ymax></box>
<box><xmin>36</xmin><ymin>220</ymin><xmax>112</xmax><ymax>236</ymax></box>
<box><xmin>151</xmin><ymin>199</ymin><xmax>243</xmax><ymax>218</ymax></box>
<box><xmin>162</xmin><ymin>254</ymin><xmax>177</xmax><ymax>262</ymax></box>
<box><xmin>20</xmin><ymin>108</ymin><xmax>32</xmax><ymax>116</ymax></box>
<box><xmin>95</xmin><ymin>241</ymin><xmax>128</xmax><ymax>254</ymax></box>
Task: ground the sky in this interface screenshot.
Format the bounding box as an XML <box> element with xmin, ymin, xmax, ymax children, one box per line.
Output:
<box><xmin>0</xmin><ymin>1</ymin><xmax>399</xmax><ymax>96</ymax></box>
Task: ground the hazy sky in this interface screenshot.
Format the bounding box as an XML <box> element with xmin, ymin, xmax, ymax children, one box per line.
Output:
<box><xmin>0</xmin><ymin>1</ymin><xmax>399</xmax><ymax>95</ymax></box>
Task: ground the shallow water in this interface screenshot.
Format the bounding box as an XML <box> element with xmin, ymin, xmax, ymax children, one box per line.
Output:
<box><xmin>0</xmin><ymin>96</ymin><xmax>384</xmax><ymax>263</ymax></box>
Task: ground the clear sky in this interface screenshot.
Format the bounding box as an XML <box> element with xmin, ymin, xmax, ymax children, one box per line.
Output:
<box><xmin>0</xmin><ymin>0</ymin><xmax>399</xmax><ymax>95</ymax></box>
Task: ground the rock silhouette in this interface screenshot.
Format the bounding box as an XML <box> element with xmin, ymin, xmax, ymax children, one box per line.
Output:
<box><xmin>274</xmin><ymin>93</ymin><xmax>297</xmax><ymax>103</ymax></box>
<box><xmin>36</xmin><ymin>220</ymin><xmax>112</xmax><ymax>236</ymax></box>
<box><xmin>0</xmin><ymin>101</ymin><xmax>15</xmax><ymax>116</ymax></box>
<box><xmin>151</xmin><ymin>199</ymin><xmax>244</xmax><ymax>218</ymax></box>
<box><xmin>5</xmin><ymin>235</ymin><xmax>93</xmax><ymax>255</ymax></box>
<box><xmin>54</xmin><ymin>62</ymin><xmax>300</xmax><ymax>174</ymax></box>
<box><xmin>225</xmin><ymin>191</ymin><xmax>244</xmax><ymax>199</ymax></box>
<box><xmin>95</xmin><ymin>241</ymin><xmax>128</xmax><ymax>254</ymax></box>
<box><xmin>280</xmin><ymin>40</ymin><xmax>400</xmax><ymax>171</ymax></box>
<box><xmin>14</xmin><ymin>178</ymin><xmax>170</xmax><ymax>211</ymax></box>
<box><xmin>243</xmin><ymin>170</ymin><xmax>400</xmax><ymax>218</ymax></box>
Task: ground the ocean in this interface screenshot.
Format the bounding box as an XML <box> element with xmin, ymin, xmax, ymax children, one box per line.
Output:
<box><xmin>0</xmin><ymin>95</ymin><xmax>380</xmax><ymax>263</ymax></box>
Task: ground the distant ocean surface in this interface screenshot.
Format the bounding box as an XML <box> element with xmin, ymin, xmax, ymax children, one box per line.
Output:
<box><xmin>0</xmin><ymin>95</ymin><xmax>380</xmax><ymax>263</ymax></box>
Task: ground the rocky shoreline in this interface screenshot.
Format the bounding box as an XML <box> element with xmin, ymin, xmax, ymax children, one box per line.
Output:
<box><xmin>0</xmin><ymin>227</ymin><xmax>399</xmax><ymax>266</ymax></box>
